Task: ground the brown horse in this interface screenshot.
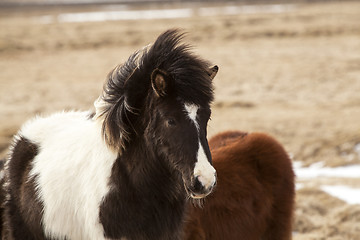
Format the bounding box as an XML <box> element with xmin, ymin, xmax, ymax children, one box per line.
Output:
<box><xmin>184</xmin><ymin>131</ymin><xmax>295</xmax><ymax>240</ymax></box>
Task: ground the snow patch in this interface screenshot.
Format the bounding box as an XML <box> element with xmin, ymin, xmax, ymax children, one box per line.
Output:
<box><xmin>37</xmin><ymin>4</ymin><xmax>297</xmax><ymax>24</ymax></box>
<box><xmin>294</xmin><ymin>161</ymin><xmax>360</xmax><ymax>179</ymax></box>
<box><xmin>321</xmin><ymin>185</ymin><xmax>360</xmax><ymax>205</ymax></box>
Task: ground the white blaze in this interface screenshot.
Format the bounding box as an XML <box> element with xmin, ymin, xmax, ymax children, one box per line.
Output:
<box><xmin>184</xmin><ymin>104</ymin><xmax>199</xmax><ymax>130</ymax></box>
<box><xmin>184</xmin><ymin>103</ymin><xmax>216</xmax><ymax>189</ymax></box>
<box><xmin>194</xmin><ymin>141</ymin><xmax>216</xmax><ymax>189</ymax></box>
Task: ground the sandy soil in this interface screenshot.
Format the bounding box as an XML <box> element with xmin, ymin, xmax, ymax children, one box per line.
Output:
<box><xmin>0</xmin><ymin>1</ymin><xmax>360</xmax><ymax>239</ymax></box>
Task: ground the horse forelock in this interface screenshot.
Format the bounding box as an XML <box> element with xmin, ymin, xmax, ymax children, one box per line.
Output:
<box><xmin>94</xmin><ymin>29</ymin><xmax>214</xmax><ymax>152</ymax></box>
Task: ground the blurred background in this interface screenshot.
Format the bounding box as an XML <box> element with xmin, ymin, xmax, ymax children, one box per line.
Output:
<box><xmin>0</xmin><ymin>0</ymin><xmax>359</xmax><ymax>239</ymax></box>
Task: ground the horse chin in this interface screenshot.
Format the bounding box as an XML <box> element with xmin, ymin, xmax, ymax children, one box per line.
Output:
<box><xmin>183</xmin><ymin>174</ymin><xmax>213</xmax><ymax>200</ymax></box>
<box><xmin>190</xmin><ymin>192</ymin><xmax>210</xmax><ymax>200</ymax></box>
<box><xmin>188</xmin><ymin>192</ymin><xmax>208</xmax><ymax>208</ymax></box>
<box><xmin>183</xmin><ymin>179</ymin><xmax>213</xmax><ymax>200</ymax></box>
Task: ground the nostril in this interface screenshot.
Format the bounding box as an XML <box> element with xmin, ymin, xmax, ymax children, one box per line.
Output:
<box><xmin>193</xmin><ymin>176</ymin><xmax>204</xmax><ymax>193</ymax></box>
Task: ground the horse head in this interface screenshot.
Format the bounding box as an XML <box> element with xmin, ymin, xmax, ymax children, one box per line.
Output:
<box><xmin>94</xmin><ymin>29</ymin><xmax>218</xmax><ymax>199</ymax></box>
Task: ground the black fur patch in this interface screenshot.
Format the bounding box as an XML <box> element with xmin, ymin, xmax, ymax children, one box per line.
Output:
<box><xmin>100</xmin><ymin>147</ymin><xmax>186</xmax><ymax>240</ymax></box>
<box><xmin>2</xmin><ymin>136</ymin><xmax>47</xmax><ymax>240</ymax></box>
<box><xmin>0</xmin><ymin>159</ymin><xmax>5</xmax><ymax>170</ymax></box>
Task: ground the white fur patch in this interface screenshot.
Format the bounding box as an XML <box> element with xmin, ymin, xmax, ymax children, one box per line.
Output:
<box><xmin>184</xmin><ymin>103</ymin><xmax>199</xmax><ymax>130</ymax></box>
<box><xmin>193</xmin><ymin>141</ymin><xmax>216</xmax><ymax>189</ymax></box>
<box><xmin>22</xmin><ymin>111</ymin><xmax>117</xmax><ymax>240</ymax></box>
<box><xmin>184</xmin><ymin>103</ymin><xmax>216</xmax><ymax>189</ymax></box>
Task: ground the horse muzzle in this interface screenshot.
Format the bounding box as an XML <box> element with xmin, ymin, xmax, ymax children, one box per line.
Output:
<box><xmin>187</xmin><ymin>172</ymin><xmax>217</xmax><ymax>199</ymax></box>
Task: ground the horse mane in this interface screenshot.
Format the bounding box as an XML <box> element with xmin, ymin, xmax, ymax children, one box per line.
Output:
<box><xmin>94</xmin><ymin>29</ymin><xmax>214</xmax><ymax>152</ymax></box>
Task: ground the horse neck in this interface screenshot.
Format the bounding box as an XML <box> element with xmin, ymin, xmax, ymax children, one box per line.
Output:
<box><xmin>117</xmin><ymin>137</ymin><xmax>185</xmax><ymax>200</ymax></box>
<box><xmin>101</xmin><ymin>138</ymin><xmax>186</xmax><ymax>240</ymax></box>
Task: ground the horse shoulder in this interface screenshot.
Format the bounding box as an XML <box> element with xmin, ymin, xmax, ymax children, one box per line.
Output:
<box><xmin>241</xmin><ymin>132</ymin><xmax>294</xmax><ymax>182</ymax></box>
<box><xmin>8</xmin><ymin>111</ymin><xmax>117</xmax><ymax>240</ymax></box>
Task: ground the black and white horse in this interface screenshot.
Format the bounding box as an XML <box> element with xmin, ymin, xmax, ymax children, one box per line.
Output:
<box><xmin>1</xmin><ymin>29</ymin><xmax>218</xmax><ymax>240</ymax></box>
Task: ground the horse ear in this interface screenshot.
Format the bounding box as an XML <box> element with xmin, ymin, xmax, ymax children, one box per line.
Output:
<box><xmin>151</xmin><ymin>69</ymin><xmax>169</xmax><ymax>97</ymax></box>
<box><xmin>207</xmin><ymin>65</ymin><xmax>219</xmax><ymax>81</ymax></box>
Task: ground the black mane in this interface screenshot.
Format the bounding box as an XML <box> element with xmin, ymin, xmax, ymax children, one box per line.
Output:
<box><xmin>95</xmin><ymin>29</ymin><xmax>214</xmax><ymax>151</ymax></box>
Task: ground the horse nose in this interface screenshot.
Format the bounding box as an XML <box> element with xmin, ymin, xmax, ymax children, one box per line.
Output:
<box><xmin>196</xmin><ymin>175</ymin><xmax>217</xmax><ymax>192</ymax></box>
<box><xmin>190</xmin><ymin>173</ymin><xmax>216</xmax><ymax>199</ymax></box>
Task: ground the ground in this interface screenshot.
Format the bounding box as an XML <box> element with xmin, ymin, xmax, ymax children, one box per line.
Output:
<box><xmin>0</xmin><ymin>1</ymin><xmax>360</xmax><ymax>239</ymax></box>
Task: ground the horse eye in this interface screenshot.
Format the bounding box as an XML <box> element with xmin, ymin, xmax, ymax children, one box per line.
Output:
<box><xmin>167</xmin><ymin>119</ymin><xmax>176</xmax><ymax>127</ymax></box>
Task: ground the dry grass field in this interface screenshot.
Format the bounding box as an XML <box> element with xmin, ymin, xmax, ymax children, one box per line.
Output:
<box><xmin>0</xmin><ymin>1</ymin><xmax>360</xmax><ymax>239</ymax></box>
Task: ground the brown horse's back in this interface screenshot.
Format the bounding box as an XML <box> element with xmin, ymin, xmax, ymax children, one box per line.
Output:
<box><xmin>184</xmin><ymin>131</ymin><xmax>295</xmax><ymax>240</ymax></box>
